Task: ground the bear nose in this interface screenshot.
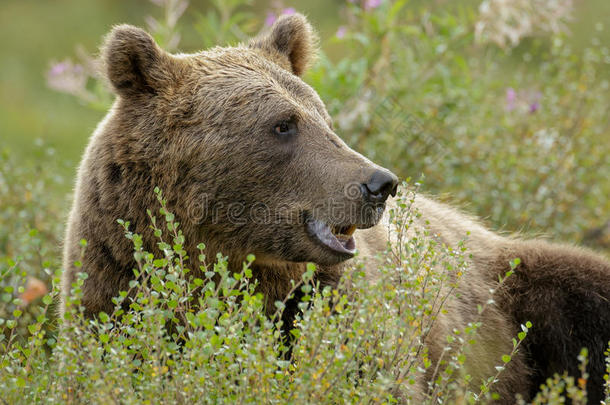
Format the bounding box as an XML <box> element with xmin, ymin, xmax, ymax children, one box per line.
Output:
<box><xmin>362</xmin><ymin>169</ymin><xmax>399</xmax><ymax>203</ymax></box>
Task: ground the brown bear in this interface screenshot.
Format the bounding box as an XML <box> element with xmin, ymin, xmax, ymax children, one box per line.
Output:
<box><xmin>61</xmin><ymin>14</ymin><xmax>610</xmax><ymax>403</ymax></box>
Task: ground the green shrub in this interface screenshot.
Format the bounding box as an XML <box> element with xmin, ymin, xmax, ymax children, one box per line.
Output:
<box><xmin>0</xmin><ymin>185</ymin><xmax>531</xmax><ymax>403</ymax></box>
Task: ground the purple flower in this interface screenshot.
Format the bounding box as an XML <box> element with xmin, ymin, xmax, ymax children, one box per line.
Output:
<box><xmin>364</xmin><ymin>0</ymin><xmax>382</xmax><ymax>10</ymax></box>
<box><xmin>46</xmin><ymin>59</ymin><xmax>94</xmax><ymax>102</ymax></box>
<box><xmin>266</xmin><ymin>8</ymin><xmax>295</xmax><ymax>27</ymax></box>
<box><xmin>265</xmin><ymin>12</ymin><xmax>277</xmax><ymax>27</ymax></box>
<box><xmin>336</xmin><ymin>26</ymin><xmax>347</xmax><ymax>39</ymax></box>
<box><xmin>49</xmin><ymin>62</ymin><xmax>68</xmax><ymax>77</ymax></box>
<box><xmin>505</xmin><ymin>87</ymin><xmax>516</xmax><ymax>111</ymax></box>
<box><xmin>529</xmin><ymin>91</ymin><xmax>541</xmax><ymax>113</ymax></box>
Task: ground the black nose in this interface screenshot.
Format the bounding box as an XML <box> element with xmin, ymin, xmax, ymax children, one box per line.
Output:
<box><xmin>362</xmin><ymin>169</ymin><xmax>399</xmax><ymax>203</ymax></box>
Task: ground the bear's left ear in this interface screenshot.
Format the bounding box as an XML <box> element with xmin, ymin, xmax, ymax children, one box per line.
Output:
<box><xmin>249</xmin><ymin>13</ymin><xmax>318</xmax><ymax>77</ymax></box>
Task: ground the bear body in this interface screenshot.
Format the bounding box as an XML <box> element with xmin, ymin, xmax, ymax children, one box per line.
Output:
<box><xmin>62</xmin><ymin>15</ymin><xmax>610</xmax><ymax>403</ymax></box>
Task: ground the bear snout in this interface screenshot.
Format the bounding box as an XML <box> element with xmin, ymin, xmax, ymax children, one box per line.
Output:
<box><xmin>361</xmin><ymin>169</ymin><xmax>399</xmax><ymax>204</ymax></box>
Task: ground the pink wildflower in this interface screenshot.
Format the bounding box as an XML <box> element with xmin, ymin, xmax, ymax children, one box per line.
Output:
<box><xmin>336</xmin><ymin>26</ymin><xmax>347</xmax><ymax>39</ymax></box>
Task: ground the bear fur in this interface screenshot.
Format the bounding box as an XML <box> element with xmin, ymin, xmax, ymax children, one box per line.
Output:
<box><xmin>62</xmin><ymin>14</ymin><xmax>610</xmax><ymax>403</ymax></box>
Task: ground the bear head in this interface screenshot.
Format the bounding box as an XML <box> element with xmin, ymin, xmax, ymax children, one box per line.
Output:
<box><xmin>99</xmin><ymin>14</ymin><xmax>398</xmax><ymax>267</ymax></box>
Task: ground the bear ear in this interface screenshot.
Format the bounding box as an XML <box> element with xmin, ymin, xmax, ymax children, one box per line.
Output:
<box><xmin>249</xmin><ymin>13</ymin><xmax>318</xmax><ymax>77</ymax></box>
<box><xmin>101</xmin><ymin>24</ymin><xmax>175</xmax><ymax>97</ymax></box>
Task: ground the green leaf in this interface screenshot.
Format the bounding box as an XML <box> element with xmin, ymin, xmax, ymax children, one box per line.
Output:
<box><xmin>42</xmin><ymin>294</ymin><xmax>53</xmax><ymax>305</ymax></box>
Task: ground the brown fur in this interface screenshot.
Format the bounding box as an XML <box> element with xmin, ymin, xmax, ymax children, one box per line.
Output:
<box><xmin>62</xmin><ymin>14</ymin><xmax>610</xmax><ymax>404</ymax></box>
<box><xmin>400</xmin><ymin>197</ymin><xmax>610</xmax><ymax>403</ymax></box>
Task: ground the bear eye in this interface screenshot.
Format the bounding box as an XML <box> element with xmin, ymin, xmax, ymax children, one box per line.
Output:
<box><xmin>273</xmin><ymin>119</ymin><xmax>298</xmax><ymax>138</ymax></box>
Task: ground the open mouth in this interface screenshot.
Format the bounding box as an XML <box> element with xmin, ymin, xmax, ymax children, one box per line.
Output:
<box><xmin>306</xmin><ymin>219</ymin><xmax>358</xmax><ymax>256</ymax></box>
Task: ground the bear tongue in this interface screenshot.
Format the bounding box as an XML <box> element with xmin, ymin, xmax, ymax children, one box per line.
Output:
<box><xmin>338</xmin><ymin>234</ymin><xmax>356</xmax><ymax>251</ymax></box>
<box><xmin>307</xmin><ymin>219</ymin><xmax>356</xmax><ymax>255</ymax></box>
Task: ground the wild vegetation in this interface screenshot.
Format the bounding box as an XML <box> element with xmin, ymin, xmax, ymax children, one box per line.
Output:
<box><xmin>1</xmin><ymin>0</ymin><xmax>609</xmax><ymax>403</ymax></box>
